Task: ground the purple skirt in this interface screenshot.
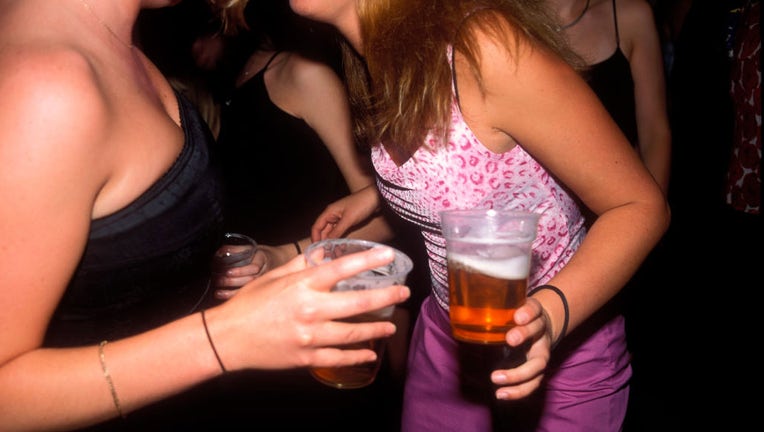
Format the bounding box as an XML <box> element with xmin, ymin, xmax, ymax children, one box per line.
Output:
<box><xmin>401</xmin><ymin>295</ymin><xmax>631</xmax><ymax>432</ymax></box>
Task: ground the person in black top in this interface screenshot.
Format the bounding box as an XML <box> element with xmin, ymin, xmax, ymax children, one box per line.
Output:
<box><xmin>216</xmin><ymin>1</ymin><xmax>375</xmax><ymax>248</ymax></box>
<box><xmin>0</xmin><ymin>1</ymin><xmax>410</xmax><ymax>430</ymax></box>
<box><xmin>552</xmin><ymin>0</ymin><xmax>671</xmax><ymax>193</ymax></box>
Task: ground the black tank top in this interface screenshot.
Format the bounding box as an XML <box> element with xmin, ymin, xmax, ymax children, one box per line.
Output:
<box><xmin>44</xmin><ymin>91</ymin><xmax>226</xmax><ymax>347</ymax></box>
<box><xmin>216</xmin><ymin>52</ymin><xmax>353</xmax><ymax>244</ymax></box>
<box><xmin>585</xmin><ymin>0</ymin><xmax>639</xmax><ymax>147</ymax></box>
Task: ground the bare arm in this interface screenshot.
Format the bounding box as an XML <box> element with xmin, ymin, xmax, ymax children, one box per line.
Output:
<box><xmin>258</xmin><ymin>186</ymin><xmax>396</xmax><ymax>274</ymax></box>
<box><xmin>463</xmin><ymin>23</ymin><xmax>668</xmax><ymax>345</ymax></box>
<box><xmin>269</xmin><ymin>56</ymin><xmax>395</xmax><ymax>261</ymax></box>
<box><xmin>286</xmin><ymin>55</ymin><xmax>374</xmax><ymax>192</ymax></box>
<box><xmin>0</xmin><ymin>46</ymin><xmax>121</xmax><ymax>430</ymax></box>
<box><xmin>292</xmin><ymin>57</ymin><xmax>396</xmax><ymax>242</ymax></box>
<box><xmin>305</xmin><ymin>178</ymin><xmax>395</xmax><ymax>245</ymax></box>
<box><xmin>453</xmin><ymin>16</ymin><xmax>669</xmax><ymax>398</ymax></box>
<box><xmin>622</xmin><ymin>0</ymin><xmax>672</xmax><ymax>194</ymax></box>
<box><xmin>0</xmin><ymin>48</ymin><xmax>409</xmax><ymax>431</ymax></box>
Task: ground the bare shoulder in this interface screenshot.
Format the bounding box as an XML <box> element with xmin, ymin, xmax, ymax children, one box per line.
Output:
<box><xmin>459</xmin><ymin>10</ymin><xmax>567</xmax><ymax>83</ymax></box>
<box><xmin>281</xmin><ymin>52</ymin><xmax>344</xmax><ymax>93</ymax></box>
<box><xmin>614</xmin><ymin>0</ymin><xmax>660</xmax><ymax>56</ymax></box>
<box><xmin>0</xmin><ymin>44</ymin><xmax>107</xmax><ymax>132</ymax></box>
<box><xmin>272</xmin><ymin>52</ymin><xmax>347</xmax><ymax>119</ymax></box>
<box><xmin>459</xmin><ymin>8</ymin><xmax>548</xmax><ymax>67</ymax></box>
<box><xmin>616</xmin><ymin>0</ymin><xmax>657</xmax><ymax>27</ymax></box>
<box><xmin>0</xmin><ymin>44</ymin><xmax>108</xmax><ymax>179</ymax></box>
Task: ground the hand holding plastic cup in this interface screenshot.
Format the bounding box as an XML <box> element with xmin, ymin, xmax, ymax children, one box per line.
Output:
<box><xmin>304</xmin><ymin>238</ymin><xmax>413</xmax><ymax>389</ymax></box>
<box><xmin>211</xmin><ymin>232</ymin><xmax>258</xmax><ymax>294</ymax></box>
<box><xmin>440</xmin><ymin>209</ymin><xmax>540</xmax><ymax>344</ymax></box>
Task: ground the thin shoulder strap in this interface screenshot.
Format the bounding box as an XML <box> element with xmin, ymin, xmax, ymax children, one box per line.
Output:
<box><xmin>612</xmin><ymin>0</ymin><xmax>621</xmax><ymax>48</ymax></box>
<box><xmin>450</xmin><ymin>46</ymin><xmax>461</xmax><ymax>107</ymax></box>
<box><xmin>451</xmin><ymin>7</ymin><xmax>489</xmax><ymax>108</ymax></box>
<box><xmin>264</xmin><ymin>51</ymin><xmax>281</xmax><ymax>70</ymax></box>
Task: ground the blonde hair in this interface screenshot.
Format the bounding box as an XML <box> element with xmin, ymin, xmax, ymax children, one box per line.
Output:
<box><xmin>344</xmin><ymin>0</ymin><xmax>583</xmax><ymax>156</ymax></box>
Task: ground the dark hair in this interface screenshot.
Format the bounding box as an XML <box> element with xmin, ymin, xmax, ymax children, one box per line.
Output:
<box><xmin>216</xmin><ymin>1</ymin><xmax>343</xmax><ymax>79</ymax></box>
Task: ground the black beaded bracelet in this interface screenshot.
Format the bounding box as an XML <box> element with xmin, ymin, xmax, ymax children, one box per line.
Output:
<box><xmin>529</xmin><ymin>284</ymin><xmax>569</xmax><ymax>349</ymax></box>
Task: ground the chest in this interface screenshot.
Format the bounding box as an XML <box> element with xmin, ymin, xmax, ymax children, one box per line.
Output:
<box><xmin>372</xmin><ymin>111</ymin><xmax>551</xmax><ymax>229</ymax></box>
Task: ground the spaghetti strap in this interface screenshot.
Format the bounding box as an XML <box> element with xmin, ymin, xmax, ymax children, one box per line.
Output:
<box><xmin>264</xmin><ymin>51</ymin><xmax>281</xmax><ymax>70</ymax></box>
<box><xmin>612</xmin><ymin>0</ymin><xmax>620</xmax><ymax>48</ymax></box>
<box><xmin>450</xmin><ymin>46</ymin><xmax>461</xmax><ymax>107</ymax></box>
<box><xmin>450</xmin><ymin>7</ymin><xmax>490</xmax><ymax>108</ymax></box>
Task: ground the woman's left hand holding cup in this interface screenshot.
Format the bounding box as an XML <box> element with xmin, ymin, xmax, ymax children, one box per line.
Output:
<box><xmin>212</xmin><ymin>233</ymin><xmax>264</xmax><ymax>301</ymax></box>
<box><xmin>214</xmin><ymin>238</ymin><xmax>313</xmax><ymax>301</ymax></box>
<box><xmin>490</xmin><ymin>297</ymin><xmax>552</xmax><ymax>400</ymax></box>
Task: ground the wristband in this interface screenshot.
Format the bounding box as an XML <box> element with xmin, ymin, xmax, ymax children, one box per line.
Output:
<box><xmin>529</xmin><ymin>284</ymin><xmax>569</xmax><ymax>349</ymax></box>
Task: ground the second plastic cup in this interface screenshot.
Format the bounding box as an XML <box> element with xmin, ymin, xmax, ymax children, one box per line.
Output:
<box><xmin>304</xmin><ymin>238</ymin><xmax>413</xmax><ymax>389</ymax></box>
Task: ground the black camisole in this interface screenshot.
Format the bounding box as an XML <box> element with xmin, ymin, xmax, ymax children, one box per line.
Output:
<box><xmin>584</xmin><ymin>0</ymin><xmax>639</xmax><ymax>147</ymax></box>
<box><xmin>216</xmin><ymin>52</ymin><xmax>352</xmax><ymax>244</ymax></box>
<box><xmin>44</xmin><ymin>91</ymin><xmax>226</xmax><ymax>347</ymax></box>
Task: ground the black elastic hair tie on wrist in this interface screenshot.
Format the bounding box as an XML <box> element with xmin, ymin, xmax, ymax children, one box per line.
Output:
<box><xmin>529</xmin><ymin>284</ymin><xmax>569</xmax><ymax>349</ymax></box>
<box><xmin>201</xmin><ymin>310</ymin><xmax>227</xmax><ymax>373</ymax></box>
<box><xmin>293</xmin><ymin>241</ymin><xmax>302</xmax><ymax>255</ymax></box>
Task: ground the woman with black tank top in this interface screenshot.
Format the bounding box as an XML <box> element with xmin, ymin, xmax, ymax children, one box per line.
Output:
<box><xmin>551</xmin><ymin>2</ymin><xmax>671</xmax><ymax>428</ymax></box>
<box><xmin>211</xmin><ymin>4</ymin><xmax>412</xmax><ymax>429</ymax></box>
<box><xmin>0</xmin><ymin>0</ymin><xmax>410</xmax><ymax>429</ymax></box>
<box><xmin>214</xmin><ymin>1</ymin><xmax>393</xmax><ymax>280</ymax></box>
<box><xmin>553</xmin><ymin>0</ymin><xmax>671</xmax><ymax>194</ymax></box>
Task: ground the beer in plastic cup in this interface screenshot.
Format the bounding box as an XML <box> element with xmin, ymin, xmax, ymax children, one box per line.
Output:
<box><xmin>440</xmin><ymin>209</ymin><xmax>539</xmax><ymax>344</ymax></box>
<box><xmin>304</xmin><ymin>238</ymin><xmax>413</xmax><ymax>389</ymax></box>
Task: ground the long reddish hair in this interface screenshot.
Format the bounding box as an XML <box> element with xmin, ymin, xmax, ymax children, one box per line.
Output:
<box><xmin>344</xmin><ymin>0</ymin><xmax>583</xmax><ymax>156</ymax></box>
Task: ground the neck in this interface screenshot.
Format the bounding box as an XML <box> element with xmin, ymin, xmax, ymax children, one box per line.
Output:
<box><xmin>555</xmin><ymin>0</ymin><xmax>591</xmax><ymax>32</ymax></box>
<box><xmin>78</xmin><ymin>0</ymin><xmax>136</xmax><ymax>49</ymax></box>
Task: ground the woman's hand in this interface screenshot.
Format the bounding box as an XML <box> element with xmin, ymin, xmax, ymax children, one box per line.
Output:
<box><xmin>205</xmin><ymin>246</ymin><xmax>411</xmax><ymax>370</ymax></box>
<box><xmin>311</xmin><ymin>185</ymin><xmax>381</xmax><ymax>241</ymax></box>
<box><xmin>490</xmin><ymin>297</ymin><xmax>553</xmax><ymax>400</ymax></box>
<box><xmin>213</xmin><ymin>243</ymin><xmax>295</xmax><ymax>300</ymax></box>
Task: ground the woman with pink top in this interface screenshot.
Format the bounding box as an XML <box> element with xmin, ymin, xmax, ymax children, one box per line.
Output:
<box><xmin>297</xmin><ymin>0</ymin><xmax>670</xmax><ymax>430</ymax></box>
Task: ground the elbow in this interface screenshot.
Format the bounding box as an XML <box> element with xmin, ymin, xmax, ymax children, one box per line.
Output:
<box><xmin>655</xmin><ymin>195</ymin><xmax>672</xmax><ymax>238</ymax></box>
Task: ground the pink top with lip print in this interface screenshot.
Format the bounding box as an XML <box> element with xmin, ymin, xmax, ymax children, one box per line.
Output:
<box><xmin>372</xmin><ymin>103</ymin><xmax>586</xmax><ymax>309</ymax></box>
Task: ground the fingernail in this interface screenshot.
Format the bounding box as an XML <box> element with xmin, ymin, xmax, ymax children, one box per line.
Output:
<box><xmin>370</xmin><ymin>246</ymin><xmax>394</xmax><ymax>259</ymax></box>
<box><xmin>385</xmin><ymin>323</ymin><xmax>397</xmax><ymax>335</ymax></box>
<box><xmin>508</xmin><ymin>331</ymin><xmax>521</xmax><ymax>345</ymax></box>
<box><xmin>514</xmin><ymin>309</ymin><xmax>526</xmax><ymax>323</ymax></box>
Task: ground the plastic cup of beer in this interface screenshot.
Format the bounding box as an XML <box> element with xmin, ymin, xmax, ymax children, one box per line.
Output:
<box><xmin>440</xmin><ymin>209</ymin><xmax>540</xmax><ymax>344</ymax></box>
<box><xmin>304</xmin><ymin>238</ymin><xmax>413</xmax><ymax>389</ymax></box>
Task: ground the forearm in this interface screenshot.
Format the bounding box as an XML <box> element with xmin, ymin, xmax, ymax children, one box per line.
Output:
<box><xmin>639</xmin><ymin>127</ymin><xmax>672</xmax><ymax>195</ymax></box>
<box><xmin>286</xmin><ymin>213</ymin><xmax>395</xmax><ymax>263</ymax></box>
<box><xmin>340</xmin><ymin>186</ymin><xmax>397</xmax><ymax>243</ymax></box>
<box><xmin>344</xmin><ymin>214</ymin><xmax>396</xmax><ymax>243</ymax></box>
<box><xmin>0</xmin><ymin>312</ymin><xmax>221</xmax><ymax>431</ymax></box>
<box><xmin>534</xmin><ymin>200</ymin><xmax>669</xmax><ymax>344</ymax></box>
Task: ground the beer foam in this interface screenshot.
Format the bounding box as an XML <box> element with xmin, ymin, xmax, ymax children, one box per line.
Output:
<box><xmin>448</xmin><ymin>252</ymin><xmax>529</xmax><ymax>279</ymax></box>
